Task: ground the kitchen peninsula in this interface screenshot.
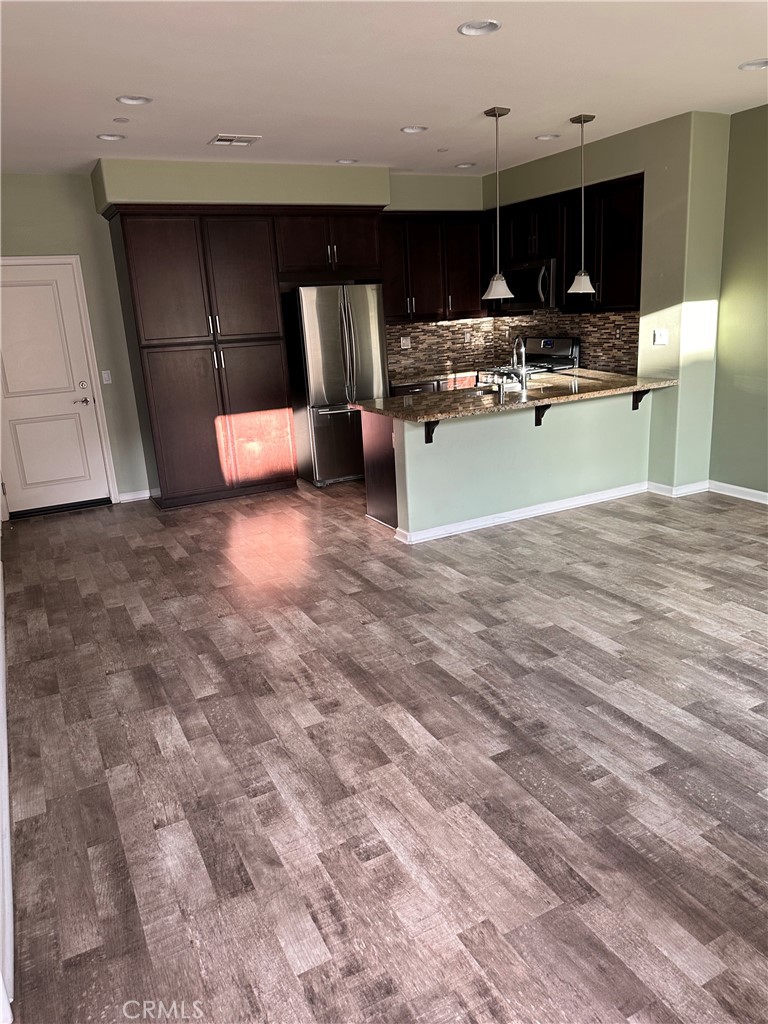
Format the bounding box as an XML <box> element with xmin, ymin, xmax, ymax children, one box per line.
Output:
<box><xmin>356</xmin><ymin>369</ymin><xmax>678</xmax><ymax>542</ymax></box>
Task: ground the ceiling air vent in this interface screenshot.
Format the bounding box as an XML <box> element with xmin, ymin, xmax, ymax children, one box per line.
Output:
<box><xmin>207</xmin><ymin>134</ymin><xmax>262</xmax><ymax>147</ymax></box>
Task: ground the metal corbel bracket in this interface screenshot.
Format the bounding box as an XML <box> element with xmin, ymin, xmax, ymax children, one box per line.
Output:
<box><xmin>424</xmin><ymin>420</ymin><xmax>439</xmax><ymax>444</ymax></box>
<box><xmin>631</xmin><ymin>389</ymin><xmax>650</xmax><ymax>411</ymax></box>
<box><xmin>534</xmin><ymin>404</ymin><xmax>551</xmax><ymax>427</ymax></box>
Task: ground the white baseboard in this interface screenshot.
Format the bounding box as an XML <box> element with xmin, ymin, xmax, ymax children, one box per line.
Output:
<box><xmin>394</xmin><ymin>482</ymin><xmax>649</xmax><ymax>544</ymax></box>
<box><xmin>118</xmin><ymin>489</ymin><xmax>151</xmax><ymax>503</ymax></box>
<box><xmin>708</xmin><ymin>479</ymin><xmax>768</xmax><ymax>505</ymax></box>
<box><xmin>647</xmin><ymin>480</ymin><xmax>709</xmax><ymax>498</ymax></box>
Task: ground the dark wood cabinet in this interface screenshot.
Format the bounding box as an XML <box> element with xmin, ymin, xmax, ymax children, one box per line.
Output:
<box><xmin>275</xmin><ymin>211</ymin><xmax>380</xmax><ymax>276</ymax></box>
<box><xmin>444</xmin><ymin>217</ymin><xmax>482</xmax><ymax>317</ymax></box>
<box><xmin>203</xmin><ymin>217</ymin><xmax>282</xmax><ymax>338</ymax></box>
<box><xmin>508</xmin><ymin>196</ymin><xmax>558</xmax><ymax>261</ymax></box>
<box><xmin>218</xmin><ymin>341</ymin><xmax>295</xmax><ymax>487</ymax></box>
<box><xmin>593</xmin><ymin>174</ymin><xmax>643</xmax><ymax>311</ymax></box>
<box><xmin>407</xmin><ymin>217</ymin><xmax>445</xmax><ymax>320</ymax></box>
<box><xmin>110</xmin><ymin>209</ymin><xmax>297</xmax><ymax>507</ymax></box>
<box><xmin>558</xmin><ymin>174</ymin><xmax>643</xmax><ymax>312</ymax></box>
<box><xmin>381</xmin><ymin>213</ymin><xmax>483</xmax><ymax>322</ymax></box>
<box><xmin>123</xmin><ymin>217</ymin><xmax>212</xmax><ymax>345</ymax></box>
<box><xmin>141</xmin><ymin>345</ymin><xmax>227</xmax><ymax>498</ymax></box>
<box><xmin>380</xmin><ymin>217</ymin><xmax>410</xmax><ymax>319</ymax></box>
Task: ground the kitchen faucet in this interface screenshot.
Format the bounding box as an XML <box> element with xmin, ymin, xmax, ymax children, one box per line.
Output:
<box><xmin>511</xmin><ymin>336</ymin><xmax>527</xmax><ymax>393</ymax></box>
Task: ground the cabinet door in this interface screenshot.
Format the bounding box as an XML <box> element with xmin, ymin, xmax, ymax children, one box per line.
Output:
<box><xmin>407</xmin><ymin>218</ymin><xmax>445</xmax><ymax>320</ymax></box>
<box><xmin>124</xmin><ymin>217</ymin><xmax>212</xmax><ymax>345</ymax></box>
<box><xmin>275</xmin><ymin>215</ymin><xmax>332</xmax><ymax>273</ymax></box>
<box><xmin>594</xmin><ymin>175</ymin><xmax>643</xmax><ymax>311</ymax></box>
<box><xmin>218</xmin><ymin>341</ymin><xmax>296</xmax><ymax>487</ymax></box>
<box><xmin>529</xmin><ymin>196</ymin><xmax>558</xmax><ymax>257</ymax></box>
<box><xmin>203</xmin><ymin>217</ymin><xmax>282</xmax><ymax>339</ymax></box>
<box><xmin>330</xmin><ymin>214</ymin><xmax>381</xmax><ymax>273</ymax></box>
<box><xmin>142</xmin><ymin>345</ymin><xmax>228</xmax><ymax>498</ymax></box>
<box><xmin>380</xmin><ymin>217</ymin><xmax>410</xmax><ymax>319</ymax></box>
<box><xmin>444</xmin><ymin>217</ymin><xmax>482</xmax><ymax>317</ymax></box>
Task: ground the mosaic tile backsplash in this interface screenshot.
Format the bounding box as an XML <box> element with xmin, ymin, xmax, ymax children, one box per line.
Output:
<box><xmin>386</xmin><ymin>310</ymin><xmax>640</xmax><ymax>383</ymax></box>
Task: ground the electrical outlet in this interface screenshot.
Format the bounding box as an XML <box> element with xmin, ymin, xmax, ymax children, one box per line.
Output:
<box><xmin>400</xmin><ymin>336</ymin><xmax>411</xmax><ymax>350</ymax></box>
<box><xmin>615</xmin><ymin>327</ymin><xmax>622</xmax><ymax>339</ymax></box>
<box><xmin>101</xmin><ymin>370</ymin><xmax>112</xmax><ymax>384</ymax></box>
<box><xmin>652</xmin><ymin>328</ymin><xmax>669</xmax><ymax>347</ymax></box>
<box><xmin>464</xmin><ymin>331</ymin><xmax>472</xmax><ymax>344</ymax></box>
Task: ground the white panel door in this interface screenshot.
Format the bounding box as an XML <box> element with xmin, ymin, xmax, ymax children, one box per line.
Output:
<box><xmin>1</xmin><ymin>258</ymin><xmax>112</xmax><ymax>512</ymax></box>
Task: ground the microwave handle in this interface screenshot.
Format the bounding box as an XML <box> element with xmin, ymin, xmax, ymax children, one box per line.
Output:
<box><xmin>537</xmin><ymin>266</ymin><xmax>547</xmax><ymax>304</ymax></box>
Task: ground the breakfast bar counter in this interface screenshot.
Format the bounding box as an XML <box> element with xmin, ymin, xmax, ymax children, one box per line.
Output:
<box><xmin>356</xmin><ymin>369</ymin><xmax>678</xmax><ymax>432</ymax></box>
<box><xmin>353</xmin><ymin>370</ymin><xmax>679</xmax><ymax>543</ymax></box>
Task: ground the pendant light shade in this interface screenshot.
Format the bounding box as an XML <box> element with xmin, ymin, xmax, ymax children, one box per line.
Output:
<box><xmin>482</xmin><ymin>106</ymin><xmax>514</xmax><ymax>302</ymax></box>
<box><xmin>567</xmin><ymin>113</ymin><xmax>596</xmax><ymax>296</ymax></box>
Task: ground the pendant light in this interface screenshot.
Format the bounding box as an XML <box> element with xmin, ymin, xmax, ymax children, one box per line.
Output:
<box><xmin>482</xmin><ymin>106</ymin><xmax>514</xmax><ymax>301</ymax></box>
<box><xmin>567</xmin><ymin>113</ymin><xmax>596</xmax><ymax>294</ymax></box>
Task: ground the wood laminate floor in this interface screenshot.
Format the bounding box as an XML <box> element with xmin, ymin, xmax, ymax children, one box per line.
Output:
<box><xmin>3</xmin><ymin>483</ymin><xmax>767</xmax><ymax>1024</ymax></box>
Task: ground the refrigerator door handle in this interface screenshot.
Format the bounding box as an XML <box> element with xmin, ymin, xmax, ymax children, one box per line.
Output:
<box><xmin>344</xmin><ymin>288</ymin><xmax>357</xmax><ymax>404</ymax></box>
<box><xmin>317</xmin><ymin>405</ymin><xmax>353</xmax><ymax>415</ymax></box>
<box><xmin>339</xmin><ymin>291</ymin><xmax>352</xmax><ymax>403</ymax></box>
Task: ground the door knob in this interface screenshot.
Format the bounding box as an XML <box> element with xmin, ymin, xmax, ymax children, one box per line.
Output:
<box><xmin>74</xmin><ymin>397</ymin><xmax>91</xmax><ymax>405</ymax></box>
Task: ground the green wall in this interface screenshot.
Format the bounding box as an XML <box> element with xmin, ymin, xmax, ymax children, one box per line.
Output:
<box><xmin>710</xmin><ymin>105</ymin><xmax>768</xmax><ymax>492</ymax></box>
<box><xmin>1</xmin><ymin>173</ymin><xmax>149</xmax><ymax>494</ymax></box>
<box><xmin>93</xmin><ymin>159</ymin><xmax>391</xmax><ymax>211</ymax></box>
<box><xmin>387</xmin><ymin>173</ymin><xmax>483</xmax><ymax>211</ymax></box>
<box><xmin>395</xmin><ymin>395</ymin><xmax>651</xmax><ymax>536</ymax></box>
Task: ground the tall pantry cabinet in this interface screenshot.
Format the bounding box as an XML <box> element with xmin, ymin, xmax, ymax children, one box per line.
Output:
<box><xmin>109</xmin><ymin>211</ymin><xmax>296</xmax><ymax>507</ymax></box>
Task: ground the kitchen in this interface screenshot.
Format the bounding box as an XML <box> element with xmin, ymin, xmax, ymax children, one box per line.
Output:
<box><xmin>1</xmin><ymin>4</ymin><xmax>767</xmax><ymax>1024</ymax></box>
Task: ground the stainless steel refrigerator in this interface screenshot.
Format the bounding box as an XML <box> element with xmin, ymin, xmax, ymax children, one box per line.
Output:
<box><xmin>285</xmin><ymin>285</ymin><xmax>388</xmax><ymax>487</ymax></box>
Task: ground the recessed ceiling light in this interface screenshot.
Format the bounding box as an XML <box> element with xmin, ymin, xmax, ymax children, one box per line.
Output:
<box><xmin>455</xmin><ymin>162</ymin><xmax>476</xmax><ymax>168</ymax></box>
<box><xmin>401</xmin><ymin>125</ymin><xmax>428</xmax><ymax>134</ymax></box>
<box><xmin>116</xmin><ymin>95</ymin><xmax>153</xmax><ymax>105</ymax></box>
<box><xmin>738</xmin><ymin>57</ymin><xmax>768</xmax><ymax>70</ymax></box>
<box><xmin>97</xmin><ymin>133</ymin><xmax>125</xmax><ymax>141</ymax></box>
<box><xmin>113</xmin><ymin>117</ymin><xmax>130</xmax><ymax>124</ymax></box>
<box><xmin>457</xmin><ymin>19</ymin><xmax>501</xmax><ymax>36</ymax></box>
<box><xmin>336</xmin><ymin>159</ymin><xmax>358</xmax><ymax>164</ymax></box>
<box><xmin>535</xmin><ymin>133</ymin><xmax>561</xmax><ymax>141</ymax></box>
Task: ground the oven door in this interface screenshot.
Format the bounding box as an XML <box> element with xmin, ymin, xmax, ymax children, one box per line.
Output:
<box><xmin>498</xmin><ymin>259</ymin><xmax>556</xmax><ymax>312</ymax></box>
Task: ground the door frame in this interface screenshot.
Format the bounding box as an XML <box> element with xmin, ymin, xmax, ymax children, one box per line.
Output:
<box><xmin>1</xmin><ymin>255</ymin><xmax>120</xmax><ymax>506</ymax></box>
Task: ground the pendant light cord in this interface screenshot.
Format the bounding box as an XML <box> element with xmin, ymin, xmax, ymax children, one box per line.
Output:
<box><xmin>495</xmin><ymin>112</ymin><xmax>501</xmax><ymax>275</ymax></box>
<box><xmin>580</xmin><ymin>119</ymin><xmax>585</xmax><ymax>272</ymax></box>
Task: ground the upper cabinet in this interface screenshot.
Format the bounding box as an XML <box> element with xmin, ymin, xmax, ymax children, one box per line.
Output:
<box><xmin>123</xmin><ymin>216</ymin><xmax>212</xmax><ymax>345</ymax></box>
<box><xmin>505</xmin><ymin>195</ymin><xmax>559</xmax><ymax>262</ymax></box>
<box><xmin>203</xmin><ymin>216</ymin><xmax>282</xmax><ymax>338</ymax></box>
<box><xmin>593</xmin><ymin>174</ymin><xmax>644</xmax><ymax>311</ymax></box>
<box><xmin>380</xmin><ymin>213</ymin><xmax>483</xmax><ymax>322</ymax></box>
<box><xmin>275</xmin><ymin>211</ymin><xmax>381</xmax><ymax>277</ymax></box>
<box><xmin>123</xmin><ymin>213</ymin><xmax>283</xmax><ymax>344</ymax></box>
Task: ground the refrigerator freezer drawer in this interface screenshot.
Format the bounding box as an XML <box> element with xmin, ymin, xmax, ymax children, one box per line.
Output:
<box><xmin>308</xmin><ymin>407</ymin><xmax>363</xmax><ymax>486</ymax></box>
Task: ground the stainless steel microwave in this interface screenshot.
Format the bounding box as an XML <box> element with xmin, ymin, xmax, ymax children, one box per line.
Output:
<box><xmin>498</xmin><ymin>258</ymin><xmax>557</xmax><ymax>312</ymax></box>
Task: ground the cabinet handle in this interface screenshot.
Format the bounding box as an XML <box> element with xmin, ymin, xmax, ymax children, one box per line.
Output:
<box><xmin>333</xmin><ymin>244</ymin><xmax>338</xmax><ymax>263</ymax></box>
<box><xmin>215</xmin><ymin>314</ymin><xmax>221</xmax><ymax>334</ymax></box>
<box><xmin>219</xmin><ymin>349</ymin><xmax>225</xmax><ymax>369</ymax></box>
<box><xmin>406</xmin><ymin>296</ymin><xmax>411</xmax><ymax>314</ymax></box>
<box><xmin>448</xmin><ymin>295</ymin><xmax>452</xmax><ymax>312</ymax></box>
<box><xmin>412</xmin><ymin>297</ymin><xmax>416</xmax><ymax>314</ymax></box>
<box><xmin>327</xmin><ymin>244</ymin><xmax>332</xmax><ymax>265</ymax></box>
<box><xmin>212</xmin><ymin>350</ymin><xmax>218</xmax><ymax>370</ymax></box>
<box><xmin>208</xmin><ymin>315</ymin><xmax>213</xmax><ymax>335</ymax></box>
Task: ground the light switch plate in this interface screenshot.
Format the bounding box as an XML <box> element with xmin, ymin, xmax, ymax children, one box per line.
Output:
<box><xmin>652</xmin><ymin>328</ymin><xmax>669</xmax><ymax>347</ymax></box>
<box><xmin>101</xmin><ymin>370</ymin><xmax>112</xmax><ymax>383</ymax></box>
<box><xmin>400</xmin><ymin>336</ymin><xmax>411</xmax><ymax>350</ymax></box>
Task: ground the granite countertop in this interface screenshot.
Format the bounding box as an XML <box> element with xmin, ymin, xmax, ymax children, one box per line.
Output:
<box><xmin>355</xmin><ymin>369</ymin><xmax>678</xmax><ymax>423</ymax></box>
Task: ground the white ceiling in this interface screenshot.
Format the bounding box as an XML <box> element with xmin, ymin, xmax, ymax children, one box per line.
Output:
<box><xmin>2</xmin><ymin>1</ymin><xmax>767</xmax><ymax>175</ymax></box>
